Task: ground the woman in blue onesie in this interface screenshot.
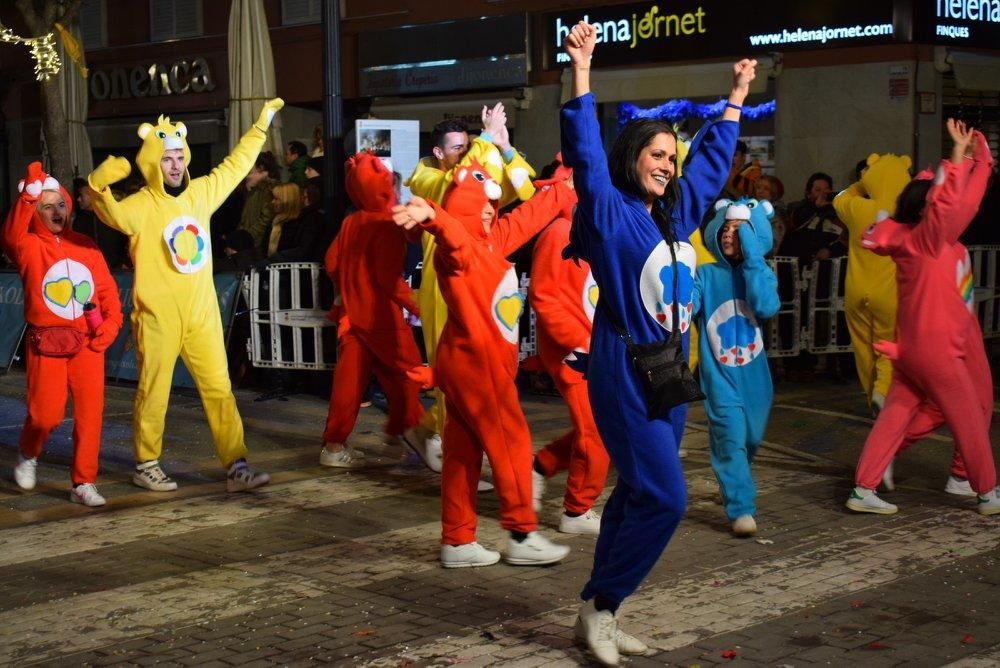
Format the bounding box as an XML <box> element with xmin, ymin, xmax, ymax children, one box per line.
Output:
<box><xmin>560</xmin><ymin>22</ymin><xmax>756</xmax><ymax>667</ymax></box>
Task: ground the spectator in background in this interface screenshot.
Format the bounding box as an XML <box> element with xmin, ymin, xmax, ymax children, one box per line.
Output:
<box><xmin>72</xmin><ymin>177</ymin><xmax>129</xmax><ymax>269</ymax></box>
<box><xmin>285</xmin><ymin>141</ymin><xmax>309</xmax><ymax>187</ymax></box>
<box><xmin>723</xmin><ymin>140</ymin><xmax>761</xmax><ymax>200</ymax></box>
<box><xmin>778</xmin><ymin>172</ymin><xmax>845</xmax><ymax>263</ymax></box>
<box><xmin>238</xmin><ymin>151</ymin><xmax>280</xmax><ymax>254</ymax></box>
<box><xmin>268</xmin><ymin>178</ymin><xmax>325</xmax><ymax>264</ymax></box>
<box><xmin>267</xmin><ymin>182</ymin><xmax>302</xmax><ymax>257</ymax></box>
<box><xmin>754</xmin><ymin>174</ymin><xmax>786</xmax><ymax>255</ymax></box>
<box><xmin>218</xmin><ymin>229</ymin><xmax>262</xmax><ymax>274</ymax></box>
<box><xmin>311</xmin><ymin>123</ymin><xmax>324</xmax><ymax>157</ymax></box>
<box><xmin>305</xmin><ymin>157</ymin><xmax>322</xmax><ymax>180</ymax></box>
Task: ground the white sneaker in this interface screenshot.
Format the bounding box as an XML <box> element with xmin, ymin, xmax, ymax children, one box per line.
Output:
<box><xmin>945</xmin><ymin>475</ymin><xmax>976</xmax><ymax>497</ymax></box>
<box><xmin>731</xmin><ymin>514</ymin><xmax>757</xmax><ymax>536</ymax></box>
<box><xmin>402</xmin><ymin>427</ymin><xmax>443</xmax><ymax>473</ymax></box>
<box><xmin>846</xmin><ymin>486</ymin><xmax>898</xmax><ymax>514</ymax></box>
<box><xmin>882</xmin><ymin>458</ymin><xmax>895</xmax><ymax>491</ymax></box>
<box><xmin>477</xmin><ymin>479</ymin><xmax>494</xmax><ymax>492</ymax></box>
<box><xmin>977</xmin><ymin>488</ymin><xmax>1000</xmax><ymax>516</ymax></box>
<box><xmin>532</xmin><ymin>469</ymin><xmax>546</xmax><ymax>512</ymax></box>
<box><xmin>70</xmin><ymin>483</ymin><xmax>106</xmax><ymax>507</ymax></box>
<box><xmin>227</xmin><ymin>463</ymin><xmax>270</xmax><ymax>492</ymax></box>
<box><xmin>574</xmin><ymin>611</ymin><xmax>648</xmax><ymax>657</ymax></box>
<box><xmin>559</xmin><ymin>509</ymin><xmax>601</xmax><ymax>535</ymax></box>
<box><xmin>440</xmin><ymin>542</ymin><xmax>501</xmax><ymax>568</ymax></box>
<box><xmin>14</xmin><ymin>454</ymin><xmax>37</xmax><ymax>490</ymax></box>
<box><xmin>319</xmin><ymin>444</ymin><xmax>365</xmax><ymax>468</ymax></box>
<box><xmin>132</xmin><ymin>460</ymin><xmax>178</xmax><ymax>491</ymax></box>
<box><xmin>574</xmin><ymin>599</ymin><xmax>619</xmax><ymax>666</ymax></box>
<box><xmin>504</xmin><ymin>531</ymin><xmax>570</xmax><ymax>566</ymax></box>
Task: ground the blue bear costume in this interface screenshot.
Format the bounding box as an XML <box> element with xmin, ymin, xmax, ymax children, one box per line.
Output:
<box><xmin>561</xmin><ymin>92</ymin><xmax>737</xmax><ymax>609</ymax></box>
<box><xmin>693</xmin><ymin>197</ymin><xmax>780</xmax><ymax>522</ymax></box>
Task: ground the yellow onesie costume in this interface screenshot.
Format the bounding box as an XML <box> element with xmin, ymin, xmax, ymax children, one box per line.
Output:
<box><xmin>833</xmin><ymin>152</ymin><xmax>911</xmax><ymax>408</ymax></box>
<box><xmin>88</xmin><ymin>99</ymin><xmax>284</xmax><ymax>470</ymax></box>
<box><xmin>406</xmin><ymin>137</ymin><xmax>536</xmax><ymax>437</ymax></box>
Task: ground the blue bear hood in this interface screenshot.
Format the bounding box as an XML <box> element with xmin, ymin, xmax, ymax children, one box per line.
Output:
<box><xmin>704</xmin><ymin>196</ymin><xmax>774</xmax><ymax>263</ymax></box>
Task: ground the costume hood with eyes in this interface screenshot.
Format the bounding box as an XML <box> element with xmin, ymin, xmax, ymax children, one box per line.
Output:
<box><xmin>419</xmin><ymin>158</ymin><xmax>576</xmax><ymax>546</ymax></box>
<box><xmin>322</xmin><ymin>151</ymin><xmax>424</xmax><ymax>445</ymax></box>
<box><xmin>833</xmin><ymin>152</ymin><xmax>911</xmax><ymax>407</ymax></box>
<box><xmin>692</xmin><ymin>196</ymin><xmax>780</xmax><ymax>521</ymax></box>
<box><xmin>851</xmin><ymin>130</ymin><xmax>997</xmax><ymax>496</ymax></box>
<box><xmin>86</xmin><ymin>99</ymin><xmax>283</xmax><ymax>468</ymax></box>
<box><xmin>2</xmin><ymin>162</ymin><xmax>123</xmax><ymax>486</ymax></box>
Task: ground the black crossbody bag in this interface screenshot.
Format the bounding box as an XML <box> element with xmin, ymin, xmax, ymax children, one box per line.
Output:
<box><xmin>602</xmin><ymin>242</ymin><xmax>705</xmax><ymax>419</ymax></box>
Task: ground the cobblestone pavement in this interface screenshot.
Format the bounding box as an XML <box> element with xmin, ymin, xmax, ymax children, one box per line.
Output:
<box><xmin>1</xmin><ymin>370</ymin><xmax>1000</xmax><ymax>667</ymax></box>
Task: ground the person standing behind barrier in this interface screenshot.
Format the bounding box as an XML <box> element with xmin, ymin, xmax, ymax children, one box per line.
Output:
<box><xmin>847</xmin><ymin>119</ymin><xmax>1000</xmax><ymax>516</ymax></box>
<box><xmin>4</xmin><ymin>163</ymin><xmax>123</xmax><ymax>506</ymax></box>
<box><xmin>404</xmin><ymin>110</ymin><xmax>536</xmax><ymax>471</ymax></box>
<box><xmin>527</xmin><ymin>154</ymin><xmax>609</xmax><ymax>536</ymax></box>
<box><xmin>321</xmin><ymin>152</ymin><xmax>425</xmax><ymax>467</ymax></box>
<box><xmin>87</xmin><ymin>100</ymin><xmax>282</xmax><ymax>493</ymax></box>
<box><xmin>266</xmin><ymin>183</ymin><xmax>302</xmax><ymax>257</ymax></box>
<box><xmin>693</xmin><ymin>198</ymin><xmax>780</xmax><ymax>537</ymax></box>
<box><xmin>268</xmin><ymin>178</ymin><xmax>325</xmax><ymax>264</ymax></box>
<box><xmin>238</xmin><ymin>151</ymin><xmax>280</xmax><ymax>254</ymax></box>
<box><xmin>561</xmin><ymin>21</ymin><xmax>753</xmax><ymax>666</ymax></box>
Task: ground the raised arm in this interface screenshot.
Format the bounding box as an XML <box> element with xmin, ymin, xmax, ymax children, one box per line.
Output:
<box><xmin>88</xmin><ymin>155</ymin><xmax>140</xmax><ymax>236</ymax></box>
<box><xmin>2</xmin><ymin>163</ymin><xmax>52</xmax><ymax>265</ymax></box>
<box><xmin>494</xmin><ymin>180</ymin><xmax>577</xmax><ymax>257</ymax></box>
<box><xmin>392</xmin><ymin>197</ymin><xmax>472</xmax><ymax>273</ymax></box>
<box><xmin>738</xmin><ymin>222</ymin><xmax>780</xmax><ymax>319</ymax></box>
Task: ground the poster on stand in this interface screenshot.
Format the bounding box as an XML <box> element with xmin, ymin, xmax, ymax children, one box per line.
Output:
<box><xmin>356</xmin><ymin>119</ymin><xmax>420</xmax><ymax>203</ymax></box>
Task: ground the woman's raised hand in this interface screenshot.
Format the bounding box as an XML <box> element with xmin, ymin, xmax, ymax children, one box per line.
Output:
<box><xmin>391</xmin><ymin>196</ymin><xmax>434</xmax><ymax>230</ymax></box>
<box><xmin>563</xmin><ymin>21</ymin><xmax>596</xmax><ymax>68</ymax></box>
<box><xmin>732</xmin><ymin>59</ymin><xmax>758</xmax><ymax>94</ymax></box>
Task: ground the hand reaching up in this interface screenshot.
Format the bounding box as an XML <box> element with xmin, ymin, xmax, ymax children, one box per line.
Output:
<box><xmin>563</xmin><ymin>21</ymin><xmax>596</xmax><ymax>68</ymax></box>
<box><xmin>391</xmin><ymin>196</ymin><xmax>435</xmax><ymax>230</ymax></box>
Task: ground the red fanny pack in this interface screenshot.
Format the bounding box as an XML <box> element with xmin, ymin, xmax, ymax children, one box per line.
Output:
<box><xmin>29</xmin><ymin>326</ymin><xmax>84</xmax><ymax>357</ymax></box>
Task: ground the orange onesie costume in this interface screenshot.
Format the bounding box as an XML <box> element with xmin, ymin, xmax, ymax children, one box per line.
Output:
<box><xmin>3</xmin><ymin>163</ymin><xmax>122</xmax><ymax>499</ymax></box>
<box><xmin>322</xmin><ymin>153</ymin><xmax>424</xmax><ymax>457</ymax></box>
<box><xmin>527</xmin><ymin>160</ymin><xmax>609</xmax><ymax>525</ymax></box>
<box><xmin>412</xmin><ymin>161</ymin><xmax>576</xmax><ymax>565</ymax></box>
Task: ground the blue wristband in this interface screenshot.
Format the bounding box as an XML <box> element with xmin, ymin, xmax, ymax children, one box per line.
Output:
<box><xmin>725</xmin><ymin>102</ymin><xmax>743</xmax><ymax>111</ymax></box>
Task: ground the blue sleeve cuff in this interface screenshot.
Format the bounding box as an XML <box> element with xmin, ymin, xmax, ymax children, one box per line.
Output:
<box><xmin>478</xmin><ymin>131</ymin><xmax>494</xmax><ymax>144</ymax></box>
<box><xmin>502</xmin><ymin>147</ymin><xmax>515</xmax><ymax>163</ymax></box>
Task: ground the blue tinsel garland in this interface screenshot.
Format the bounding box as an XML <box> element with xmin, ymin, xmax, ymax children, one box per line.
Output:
<box><xmin>618</xmin><ymin>99</ymin><xmax>776</xmax><ymax>130</ymax></box>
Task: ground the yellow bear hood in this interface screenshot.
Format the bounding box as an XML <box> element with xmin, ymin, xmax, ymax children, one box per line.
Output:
<box><xmin>136</xmin><ymin>115</ymin><xmax>192</xmax><ymax>196</ymax></box>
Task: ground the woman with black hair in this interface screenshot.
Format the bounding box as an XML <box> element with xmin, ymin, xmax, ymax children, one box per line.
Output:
<box><xmin>847</xmin><ymin>119</ymin><xmax>999</xmax><ymax>516</ymax></box>
<box><xmin>560</xmin><ymin>21</ymin><xmax>755</xmax><ymax>666</ymax></box>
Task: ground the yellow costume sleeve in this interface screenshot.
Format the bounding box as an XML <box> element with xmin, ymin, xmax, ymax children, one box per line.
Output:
<box><xmin>88</xmin><ymin>157</ymin><xmax>144</xmax><ymax>236</ymax></box>
<box><xmin>187</xmin><ymin>125</ymin><xmax>267</xmax><ymax>215</ymax></box>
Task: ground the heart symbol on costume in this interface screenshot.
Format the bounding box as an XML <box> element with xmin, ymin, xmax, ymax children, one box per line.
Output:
<box><xmin>737</xmin><ymin>357</ymin><xmax>745</xmax><ymax>365</ymax></box>
<box><xmin>588</xmin><ymin>284</ymin><xmax>599</xmax><ymax>308</ymax></box>
<box><xmin>656</xmin><ymin>312</ymin><xmax>667</xmax><ymax>323</ymax></box>
<box><xmin>73</xmin><ymin>281</ymin><xmax>92</xmax><ymax>305</ymax></box>
<box><xmin>686</xmin><ymin>303</ymin><xmax>692</xmax><ymax>312</ymax></box>
<box><xmin>720</xmin><ymin>356</ymin><xmax>728</xmax><ymax>364</ymax></box>
<box><xmin>730</xmin><ymin>347</ymin><xmax>737</xmax><ymax>354</ymax></box>
<box><xmin>495</xmin><ymin>293</ymin><xmax>524</xmax><ymax>331</ymax></box>
<box><xmin>747</xmin><ymin>343</ymin><xmax>756</xmax><ymax>352</ymax></box>
<box><xmin>44</xmin><ymin>277</ymin><xmax>73</xmax><ymax>307</ymax></box>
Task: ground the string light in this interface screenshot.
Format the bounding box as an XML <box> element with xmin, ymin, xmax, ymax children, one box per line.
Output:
<box><xmin>618</xmin><ymin>98</ymin><xmax>777</xmax><ymax>129</ymax></box>
<box><xmin>0</xmin><ymin>24</ymin><xmax>62</xmax><ymax>81</ymax></box>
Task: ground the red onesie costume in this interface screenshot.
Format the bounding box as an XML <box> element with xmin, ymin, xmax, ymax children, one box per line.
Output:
<box><xmin>2</xmin><ymin>163</ymin><xmax>122</xmax><ymax>496</ymax></box>
<box><xmin>322</xmin><ymin>153</ymin><xmax>424</xmax><ymax>455</ymax></box>
<box><xmin>415</xmin><ymin>160</ymin><xmax>576</xmax><ymax>563</ymax></box>
<box><xmin>851</xmin><ymin>131</ymin><xmax>997</xmax><ymax>512</ymax></box>
<box><xmin>527</xmin><ymin>160</ymin><xmax>609</xmax><ymax>526</ymax></box>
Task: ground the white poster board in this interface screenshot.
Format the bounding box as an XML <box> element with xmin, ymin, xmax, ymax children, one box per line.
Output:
<box><xmin>356</xmin><ymin>119</ymin><xmax>420</xmax><ymax>203</ymax></box>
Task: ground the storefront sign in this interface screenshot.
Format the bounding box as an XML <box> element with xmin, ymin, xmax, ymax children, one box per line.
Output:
<box><xmin>360</xmin><ymin>56</ymin><xmax>527</xmax><ymax>97</ymax></box>
<box><xmin>90</xmin><ymin>57</ymin><xmax>216</xmax><ymax>101</ymax></box>
<box><xmin>543</xmin><ymin>1</ymin><xmax>899</xmax><ymax>68</ymax></box>
<box><xmin>913</xmin><ymin>0</ymin><xmax>1000</xmax><ymax>48</ymax></box>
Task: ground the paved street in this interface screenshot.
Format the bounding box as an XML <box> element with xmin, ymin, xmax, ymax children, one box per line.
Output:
<box><xmin>1</xmin><ymin>367</ymin><xmax>1000</xmax><ymax>667</ymax></box>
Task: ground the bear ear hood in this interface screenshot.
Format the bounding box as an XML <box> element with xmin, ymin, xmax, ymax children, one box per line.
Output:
<box><xmin>135</xmin><ymin>115</ymin><xmax>191</xmax><ymax>195</ymax></box>
<box><xmin>345</xmin><ymin>150</ymin><xmax>395</xmax><ymax>213</ymax></box>
<box><xmin>28</xmin><ymin>181</ymin><xmax>74</xmax><ymax>238</ymax></box>
<box><xmin>860</xmin><ymin>152</ymin><xmax>913</xmax><ymax>207</ymax></box>
<box><xmin>704</xmin><ymin>196</ymin><xmax>774</xmax><ymax>262</ymax></box>
<box><xmin>443</xmin><ymin>158</ymin><xmax>502</xmax><ymax>236</ymax></box>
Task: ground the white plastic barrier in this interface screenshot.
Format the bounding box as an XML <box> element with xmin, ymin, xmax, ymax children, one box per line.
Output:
<box><xmin>243</xmin><ymin>262</ymin><xmax>336</xmax><ymax>370</ymax></box>
<box><xmin>969</xmin><ymin>245</ymin><xmax>1000</xmax><ymax>339</ymax></box>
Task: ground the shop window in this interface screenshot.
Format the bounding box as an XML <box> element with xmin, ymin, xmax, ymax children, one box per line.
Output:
<box><xmin>282</xmin><ymin>0</ymin><xmax>321</xmax><ymax>26</ymax></box>
<box><xmin>942</xmin><ymin>72</ymin><xmax>1000</xmax><ymax>161</ymax></box>
<box><xmin>150</xmin><ymin>0</ymin><xmax>203</xmax><ymax>42</ymax></box>
<box><xmin>79</xmin><ymin>0</ymin><xmax>106</xmax><ymax>49</ymax></box>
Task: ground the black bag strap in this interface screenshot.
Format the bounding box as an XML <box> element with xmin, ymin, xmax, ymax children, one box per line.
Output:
<box><xmin>601</xmin><ymin>242</ymin><xmax>681</xmax><ymax>345</ymax></box>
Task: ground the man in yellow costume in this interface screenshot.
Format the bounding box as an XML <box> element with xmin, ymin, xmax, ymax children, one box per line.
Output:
<box><xmin>833</xmin><ymin>152</ymin><xmax>911</xmax><ymax>413</ymax></box>
<box><xmin>87</xmin><ymin>98</ymin><xmax>284</xmax><ymax>493</ymax></box>
<box><xmin>402</xmin><ymin>103</ymin><xmax>536</xmax><ymax>472</ymax></box>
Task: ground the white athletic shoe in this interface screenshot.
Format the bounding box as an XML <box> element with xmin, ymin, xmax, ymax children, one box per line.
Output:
<box><xmin>846</xmin><ymin>486</ymin><xmax>898</xmax><ymax>515</ymax></box>
<box><xmin>504</xmin><ymin>531</ymin><xmax>570</xmax><ymax>566</ymax></box>
<box><xmin>14</xmin><ymin>454</ymin><xmax>37</xmax><ymax>490</ymax></box>
<box><xmin>977</xmin><ymin>488</ymin><xmax>1000</xmax><ymax>516</ymax></box>
<box><xmin>731</xmin><ymin>514</ymin><xmax>757</xmax><ymax>537</ymax></box>
<box><xmin>945</xmin><ymin>475</ymin><xmax>976</xmax><ymax>497</ymax></box>
<box><xmin>440</xmin><ymin>542</ymin><xmax>501</xmax><ymax>568</ymax></box>
<box><xmin>70</xmin><ymin>483</ymin><xmax>106</xmax><ymax>507</ymax></box>
<box><xmin>532</xmin><ymin>469</ymin><xmax>546</xmax><ymax>512</ymax></box>
<box><xmin>882</xmin><ymin>458</ymin><xmax>895</xmax><ymax>491</ymax></box>
<box><xmin>227</xmin><ymin>463</ymin><xmax>270</xmax><ymax>492</ymax></box>
<box><xmin>574</xmin><ymin>599</ymin><xmax>619</xmax><ymax>666</ymax></box>
<box><xmin>559</xmin><ymin>509</ymin><xmax>601</xmax><ymax>535</ymax></box>
<box><xmin>132</xmin><ymin>460</ymin><xmax>178</xmax><ymax>491</ymax></box>
<box><xmin>402</xmin><ymin>427</ymin><xmax>442</xmax><ymax>472</ymax></box>
<box><xmin>319</xmin><ymin>444</ymin><xmax>365</xmax><ymax>468</ymax></box>
<box><xmin>613</xmin><ymin>626</ymin><xmax>649</xmax><ymax>655</ymax></box>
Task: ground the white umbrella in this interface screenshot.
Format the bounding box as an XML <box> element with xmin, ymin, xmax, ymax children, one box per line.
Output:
<box><xmin>55</xmin><ymin>19</ymin><xmax>92</xmax><ymax>178</ymax></box>
<box><xmin>228</xmin><ymin>0</ymin><xmax>283</xmax><ymax>156</ymax></box>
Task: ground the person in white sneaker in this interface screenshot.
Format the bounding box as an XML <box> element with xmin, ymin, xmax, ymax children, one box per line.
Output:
<box><xmin>3</xmin><ymin>163</ymin><xmax>123</xmax><ymax>508</ymax></box>
<box><xmin>527</xmin><ymin>155</ymin><xmax>609</xmax><ymax>537</ymax></box>
<box><xmin>561</xmin><ymin>23</ymin><xmax>755</xmax><ymax>664</ymax></box>
<box><xmin>849</xmin><ymin>120</ymin><xmax>1000</xmax><ymax>517</ymax></box>
<box><xmin>87</xmin><ymin>101</ymin><xmax>282</xmax><ymax>494</ymax></box>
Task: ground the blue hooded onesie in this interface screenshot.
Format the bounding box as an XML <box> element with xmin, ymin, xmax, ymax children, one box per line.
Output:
<box><xmin>693</xmin><ymin>197</ymin><xmax>780</xmax><ymax>521</ymax></box>
<box><xmin>560</xmin><ymin>93</ymin><xmax>737</xmax><ymax>608</ymax></box>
